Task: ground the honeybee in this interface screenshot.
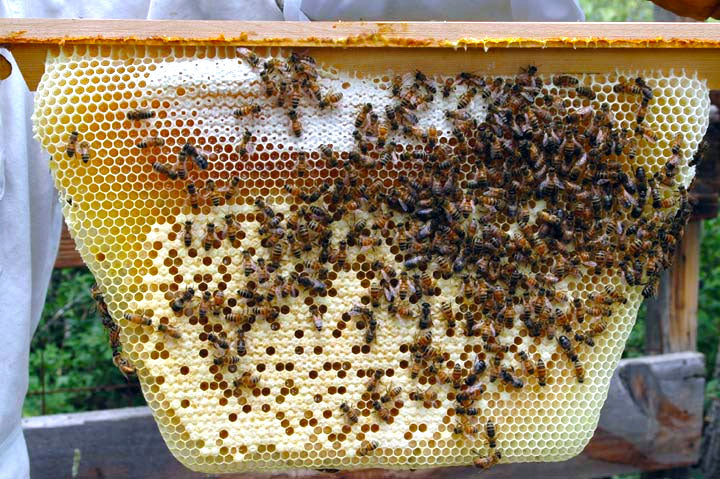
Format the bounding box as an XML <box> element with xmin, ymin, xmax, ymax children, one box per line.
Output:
<box><xmin>418</xmin><ymin>272</ymin><xmax>434</xmax><ymax>296</ymax></box>
<box><xmin>465</xmin><ymin>357</ymin><xmax>487</xmax><ymax>387</ymax></box>
<box><xmin>182</xmin><ymin>143</ymin><xmax>209</xmax><ymax>170</ymax></box>
<box><xmin>152</xmin><ymin>162</ymin><xmax>178</xmax><ymax>180</ymax></box>
<box><xmin>558</xmin><ymin>335</ymin><xmax>578</xmax><ymax>361</ymax></box>
<box><xmin>427</xmin><ymin>362</ymin><xmax>448</xmax><ymax>384</ymax></box>
<box><xmin>223</xmin><ymin>311</ymin><xmax>247</xmax><ymax>324</ymax></box>
<box><xmin>288</xmin><ymin>109</ymin><xmax>302</xmax><ymax>137</ymax></box>
<box><xmin>500</xmin><ymin>367</ymin><xmax>524</xmax><ymax>389</ymax></box>
<box><xmin>235</xmin><ymin>371</ymin><xmax>260</xmax><ymax>389</ymax></box>
<box><xmin>186</xmin><ymin>183</ymin><xmax>200</xmax><ymax>210</ymax></box>
<box><xmin>518</xmin><ymin>350</ymin><xmax>535</xmax><ymax>375</ymax></box>
<box><xmin>536</xmin><ymin>358</ymin><xmax>547</xmax><ymax>386</ymax></box>
<box><xmin>484</xmin><ymin>341</ymin><xmax>509</xmax><ymax>354</ymax></box>
<box><xmin>157</xmin><ymin>323</ymin><xmax>182</xmax><ymax>339</ymax></box>
<box><xmin>457</xmin><ymin>87</ymin><xmax>478</xmax><ymax>109</ymax></box>
<box><xmin>442</xmin><ymin>78</ymin><xmax>455</xmax><ymax>98</ymax></box>
<box><xmin>296</xmin><ymin>274</ymin><xmax>326</xmax><ymax>294</ymax></box>
<box><xmin>409</xmin><ymin>385</ymin><xmax>437</xmax><ymax>404</ymax></box>
<box><xmin>355</xmin><ymin>103</ymin><xmax>373</xmax><ymax>129</ymax></box>
<box><xmin>365</xmin><ymin>316</ymin><xmax>378</xmax><ymax>344</ymax></box>
<box><xmin>486</xmin><ymin>420</ymin><xmax>497</xmax><ymax>448</ymax></box>
<box><xmin>552</xmin><ymin>75</ymin><xmax>579</xmax><ymax>87</ymax></box>
<box><xmin>207</xmin><ymin>333</ymin><xmax>230</xmax><ymax>352</ymax></box>
<box><xmin>358</xmin><ymin>236</ymin><xmax>381</xmax><ymax>252</ymax></box>
<box><xmin>113</xmin><ymin>352</ymin><xmax>136</xmax><ymax>379</ymax></box>
<box><xmin>388</xmin><ymin>303</ymin><xmax>415</xmax><ymax>320</ymax></box>
<box><xmin>340</xmin><ymin>402</ymin><xmax>360</xmax><ymax>424</ymax></box>
<box><xmin>222</xmin><ymin>215</ymin><xmax>238</xmax><ymax>244</ymax></box>
<box><xmin>381</xmin><ymin>384</ymin><xmax>402</xmax><ymax>403</ymax></box>
<box><xmin>124</xmin><ymin>312</ymin><xmax>152</xmax><ymax>326</ymax></box>
<box><xmin>176</xmin><ymin>151</ymin><xmax>188</xmax><ymax>180</ymax></box>
<box><xmin>366</xmin><ymin>369</ymin><xmax>384</xmax><ymax>392</ymax></box>
<box><xmin>309</xmin><ymin>304</ymin><xmax>323</xmax><ymax>331</ymax></box>
<box><xmin>236</xmin><ymin>47</ymin><xmax>260</xmax><ymax>68</ymax></box>
<box><xmin>233</xmin><ymin>104</ymin><xmax>261</xmax><ymax>118</ymax></box>
<box><xmin>613</xmin><ymin>79</ymin><xmax>642</xmax><ymax>95</ymax></box>
<box><xmin>450</xmin><ymin>363</ymin><xmax>463</xmax><ymax>389</ymax></box>
<box><xmin>396</xmin><ymin>272</ymin><xmax>414</xmax><ymax>301</ymax></box>
<box><xmin>203</xmin><ymin>223</ymin><xmax>217</xmax><ymax>250</ymax></box>
<box><xmin>642</xmin><ymin>281</ymin><xmax>658</xmax><ymax>299</ymax></box>
<box><xmin>635</xmin><ymin>125</ymin><xmax>658</xmax><ymax>144</ymax></box>
<box><xmin>319</xmin><ymin>92</ymin><xmax>343</xmax><ymax>109</ymax></box>
<box><xmin>126</xmin><ymin>108</ymin><xmax>155</xmax><ymax>121</ymax></box>
<box><xmin>235</xmin><ymin>129</ymin><xmax>253</xmax><ymax>156</ymax></box>
<box><xmin>235</xmin><ymin>329</ymin><xmax>246</xmax><ymax>356</ymax></box>
<box><xmin>439</xmin><ymin>301</ymin><xmax>456</xmax><ymax>328</ymax></box>
<box><xmin>572</xmin><ymin>357</ymin><xmax>586</xmax><ymax>383</ymax></box>
<box><xmin>369</xmin><ymin>281</ymin><xmax>384</xmax><ymax>308</ymax></box>
<box><xmin>65</xmin><ymin>131</ymin><xmax>79</xmax><ymax>158</ymax></box>
<box><xmin>455</xmin><ymin>404</ymin><xmax>480</xmax><ymax>416</ymax></box>
<box><xmin>78</xmin><ymin>141</ymin><xmax>90</xmax><ymax>163</ymax></box>
<box><xmin>91</xmin><ymin>284</ymin><xmax>110</xmax><ymax>316</ymax></box>
<box><xmin>372</xmin><ymin>400</ymin><xmax>392</xmax><ymax>422</ymax></box>
<box><xmin>636</xmin><ymin>102</ymin><xmax>649</xmax><ymax>125</ymax></box>
<box><xmin>575</xmin><ymin>86</ymin><xmax>596</xmax><ymax>99</ymax></box>
<box><xmin>590</xmin><ymin>285</ymin><xmax>627</xmax><ymax>305</ymax></box>
<box><xmin>171</xmin><ymin>287</ymin><xmax>195</xmax><ymax>313</ymax></box>
<box><xmin>453</xmin><ymin>415</ymin><xmax>480</xmax><ymax>437</ymax></box>
<box><xmin>197</xmin><ymin>291</ymin><xmax>212</xmax><ymax>321</ymax></box>
<box><xmin>136</xmin><ymin>137</ymin><xmax>164</xmax><ymax>149</ymax></box>
<box><xmin>357</xmin><ymin>440</ymin><xmax>379</xmax><ymax>457</ymax></box>
<box><xmin>473</xmin><ymin>450</ymin><xmax>502</xmax><ymax>469</ymax></box>
<box><xmin>255</xmin><ymin>257</ymin><xmax>270</xmax><ymax>283</ymax></box>
<box><xmin>213</xmin><ymin>355</ymin><xmax>240</xmax><ymax>367</ymax></box>
<box><xmin>413</xmin><ymin>330</ymin><xmax>433</xmax><ymax>353</ymax></box>
<box><xmin>414</xmin><ymin>302</ymin><xmax>431</xmax><ymax>330</ymax></box>
<box><xmin>240</xmin><ymin>250</ymin><xmax>256</xmax><ymax>277</ymax></box>
<box><xmin>456</xmin><ymin>384</ymin><xmax>485</xmax><ymax>405</ymax></box>
<box><xmin>260</xmin><ymin>69</ymin><xmax>278</xmax><ymax>97</ymax></box>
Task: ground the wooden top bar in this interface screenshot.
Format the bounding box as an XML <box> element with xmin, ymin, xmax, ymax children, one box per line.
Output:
<box><xmin>1</xmin><ymin>20</ymin><xmax>720</xmax><ymax>48</ymax></box>
<box><xmin>3</xmin><ymin>20</ymin><xmax>720</xmax><ymax>90</ymax></box>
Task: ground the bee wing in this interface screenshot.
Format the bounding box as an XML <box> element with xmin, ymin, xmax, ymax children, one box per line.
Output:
<box><xmin>383</xmin><ymin>285</ymin><xmax>395</xmax><ymax>303</ymax></box>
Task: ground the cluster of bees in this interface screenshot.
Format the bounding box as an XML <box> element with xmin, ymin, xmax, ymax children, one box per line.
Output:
<box><xmin>234</xmin><ymin>48</ymin><xmax>343</xmax><ymax>137</ymax></box>
<box><xmin>90</xmin><ymin>284</ymin><xmax>135</xmax><ymax>378</ymax></box>
<box><xmin>82</xmin><ymin>49</ymin><xmax>699</xmax><ymax>470</ymax></box>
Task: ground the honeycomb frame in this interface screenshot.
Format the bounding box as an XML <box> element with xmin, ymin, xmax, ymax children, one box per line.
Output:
<box><xmin>32</xmin><ymin>44</ymin><xmax>709</xmax><ymax>473</ymax></box>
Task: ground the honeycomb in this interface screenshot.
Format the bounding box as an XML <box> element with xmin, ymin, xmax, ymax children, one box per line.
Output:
<box><xmin>32</xmin><ymin>45</ymin><xmax>709</xmax><ymax>473</ymax></box>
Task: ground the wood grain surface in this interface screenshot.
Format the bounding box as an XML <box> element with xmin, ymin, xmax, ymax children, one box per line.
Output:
<box><xmin>1</xmin><ymin>20</ymin><xmax>720</xmax><ymax>47</ymax></box>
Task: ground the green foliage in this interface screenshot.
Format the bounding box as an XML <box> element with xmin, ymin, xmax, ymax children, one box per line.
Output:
<box><xmin>622</xmin><ymin>303</ymin><xmax>646</xmax><ymax>359</ymax></box>
<box><xmin>706</xmin><ymin>379</ymin><xmax>720</xmax><ymax>411</ymax></box>
<box><xmin>699</xmin><ymin>217</ymin><xmax>720</xmax><ymax>375</ymax></box>
<box><xmin>578</xmin><ymin>0</ymin><xmax>654</xmax><ymax>21</ymax></box>
<box><xmin>23</xmin><ymin>268</ymin><xmax>143</xmax><ymax>417</ymax></box>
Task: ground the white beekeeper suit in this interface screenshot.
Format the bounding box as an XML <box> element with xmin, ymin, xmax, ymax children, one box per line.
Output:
<box><xmin>0</xmin><ymin>1</ymin><xmax>583</xmax><ymax>477</ymax></box>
